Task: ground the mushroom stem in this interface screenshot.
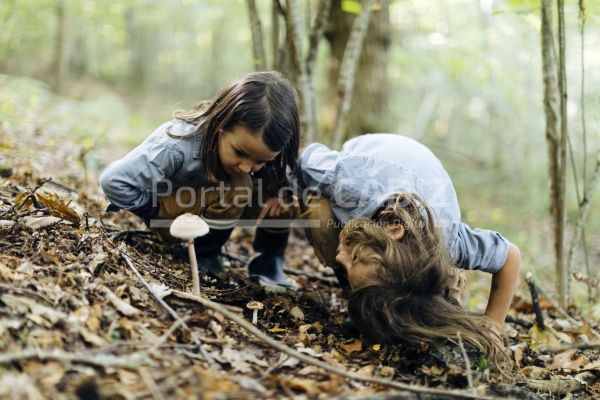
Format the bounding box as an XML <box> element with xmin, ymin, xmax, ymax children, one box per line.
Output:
<box><xmin>187</xmin><ymin>239</ymin><xmax>201</xmax><ymax>297</ymax></box>
<box><xmin>251</xmin><ymin>310</ymin><xmax>258</xmax><ymax>325</ymax></box>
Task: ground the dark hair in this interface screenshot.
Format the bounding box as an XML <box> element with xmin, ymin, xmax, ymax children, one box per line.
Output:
<box><xmin>343</xmin><ymin>193</ymin><xmax>511</xmax><ymax>374</ymax></box>
<box><xmin>173</xmin><ymin>71</ymin><xmax>300</xmax><ymax>194</ymax></box>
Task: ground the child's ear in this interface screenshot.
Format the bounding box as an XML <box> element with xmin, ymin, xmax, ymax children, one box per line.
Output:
<box><xmin>384</xmin><ymin>223</ymin><xmax>405</xmax><ymax>242</ymax></box>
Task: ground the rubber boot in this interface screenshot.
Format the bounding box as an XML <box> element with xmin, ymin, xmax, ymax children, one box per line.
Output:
<box><xmin>193</xmin><ymin>227</ymin><xmax>233</xmax><ymax>274</ymax></box>
<box><xmin>247</xmin><ymin>227</ymin><xmax>296</xmax><ymax>288</ymax></box>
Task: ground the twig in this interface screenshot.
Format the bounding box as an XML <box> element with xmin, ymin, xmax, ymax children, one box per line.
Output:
<box><xmin>525</xmin><ymin>272</ymin><xmax>545</xmax><ymax>330</ymax></box>
<box><xmin>139</xmin><ymin>368</ymin><xmax>165</xmax><ymax>400</ymax></box>
<box><xmin>0</xmin><ymin>348</ymin><xmax>147</xmax><ymax>370</ymax></box>
<box><xmin>221</xmin><ymin>251</ymin><xmax>338</xmax><ymax>285</ymax></box>
<box><xmin>533</xmin><ymin>279</ymin><xmax>600</xmax><ymax>340</ymax></box>
<box><xmin>284</xmin><ymin>268</ymin><xmax>338</xmax><ymax>286</ymax></box>
<box><xmin>540</xmin><ymin>342</ymin><xmax>600</xmax><ymax>354</ymax></box>
<box><xmin>456</xmin><ymin>332</ymin><xmax>475</xmax><ymax>393</ymax></box>
<box><xmin>148</xmin><ymin>318</ymin><xmax>188</xmax><ymax>355</ymax></box>
<box><xmin>99</xmin><ymin>228</ymin><xmax>211</xmax><ymax>364</ymax></box>
<box><xmin>120</xmin><ymin>250</ymin><xmax>212</xmax><ymax>364</ymax></box>
<box><xmin>171</xmin><ymin>290</ymin><xmax>244</xmax><ymax>314</ymax></box>
<box><xmin>170</xmin><ymin>290</ymin><xmax>494</xmax><ymax>399</ymax></box>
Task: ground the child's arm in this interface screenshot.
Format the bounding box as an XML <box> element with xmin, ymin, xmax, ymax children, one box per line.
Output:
<box><xmin>484</xmin><ymin>243</ymin><xmax>521</xmax><ymax>327</ymax></box>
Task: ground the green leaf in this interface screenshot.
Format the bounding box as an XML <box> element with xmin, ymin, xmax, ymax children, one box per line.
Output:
<box><xmin>341</xmin><ymin>0</ymin><xmax>362</xmax><ymax>14</ymax></box>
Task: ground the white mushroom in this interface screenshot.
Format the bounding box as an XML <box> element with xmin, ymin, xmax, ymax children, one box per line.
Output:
<box><xmin>246</xmin><ymin>301</ymin><xmax>264</xmax><ymax>325</ymax></box>
<box><xmin>170</xmin><ymin>213</ymin><xmax>210</xmax><ymax>297</ymax></box>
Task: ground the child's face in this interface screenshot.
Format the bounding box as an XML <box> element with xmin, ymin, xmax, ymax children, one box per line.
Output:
<box><xmin>335</xmin><ymin>241</ymin><xmax>379</xmax><ymax>289</ymax></box>
<box><xmin>218</xmin><ymin>124</ymin><xmax>279</xmax><ymax>176</ymax></box>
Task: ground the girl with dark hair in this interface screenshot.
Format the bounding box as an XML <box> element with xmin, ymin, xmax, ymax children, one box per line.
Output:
<box><xmin>100</xmin><ymin>71</ymin><xmax>300</xmax><ymax>287</ymax></box>
<box><xmin>293</xmin><ymin>134</ymin><xmax>520</xmax><ymax>371</ymax></box>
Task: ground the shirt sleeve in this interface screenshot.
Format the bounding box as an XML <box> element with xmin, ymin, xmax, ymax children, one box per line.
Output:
<box><xmin>294</xmin><ymin>143</ymin><xmax>340</xmax><ymax>198</ymax></box>
<box><xmin>99</xmin><ymin>134</ymin><xmax>184</xmax><ymax>211</ymax></box>
<box><xmin>449</xmin><ymin>222</ymin><xmax>510</xmax><ymax>274</ymax></box>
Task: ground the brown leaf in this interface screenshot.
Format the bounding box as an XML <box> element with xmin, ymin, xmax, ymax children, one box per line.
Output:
<box><xmin>337</xmin><ymin>339</ymin><xmax>362</xmax><ymax>354</ymax></box>
<box><xmin>99</xmin><ymin>285</ymin><xmax>140</xmax><ymax>317</ymax></box>
<box><xmin>282</xmin><ymin>377</ymin><xmax>320</xmax><ymax>396</ymax></box>
<box><xmin>547</xmin><ymin>350</ymin><xmax>589</xmax><ymax>371</ymax></box>
<box><xmin>36</xmin><ymin>192</ymin><xmax>80</xmax><ymax>224</ymax></box>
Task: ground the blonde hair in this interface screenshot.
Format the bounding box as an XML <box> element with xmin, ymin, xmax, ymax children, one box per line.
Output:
<box><xmin>343</xmin><ymin>193</ymin><xmax>512</xmax><ymax>374</ymax></box>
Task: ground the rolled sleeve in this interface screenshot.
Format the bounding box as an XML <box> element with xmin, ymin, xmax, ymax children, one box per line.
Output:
<box><xmin>99</xmin><ymin>138</ymin><xmax>183</xmax><ymax>211</ymax></box>
<box><xmin>295</xmin><ymin>143</ymin><xmax>340</xmax><ymax>197</ymax></box>
<box><xmin>449</xmin><ymin>222</ymin><xmax>510</xmax><ymax>274</ymax></box>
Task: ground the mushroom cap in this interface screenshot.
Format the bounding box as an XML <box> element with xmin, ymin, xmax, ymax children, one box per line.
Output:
<box><xmin>169</xmin><ymin>213</ymin><xmax>210</xmax><ymax>240</ymax></box>
<box><xmin>246</xmin><ymin>301</ymin><xmax>264</xmax><ymax>310</ymax></box>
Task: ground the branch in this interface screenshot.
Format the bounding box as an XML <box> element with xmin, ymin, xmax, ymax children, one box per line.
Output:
<box><xmin>305</xmin><ymin>0</ymin><xmax>331</xmax><ymax>75</ymax></box>
<box><xmin>172</xmin><ymin>290</ymin><xmax>493</xmax><ymax>399</ymax></box>
<box><xmin>119</xmin><ymin>249</ymin><xmax>212</xmax><ymax>364</ymax></box>
<box><xmin>532</xmin><ymin>277</ymin><xmax>600</xmax><ymax>341</ymax></box>
<box><xmin>98</xmin><ymin>228</ymin><xmax>212</xmax><ymax>364</ymax></box>
<box><xmin>566</xmin><ymin>153</ymin><xmax>600</xmax><ymax>285</ymax></box>
<box><xmin>246</xmin><ymin>0</ymin><xmax>267</xmax><ymax>70</ymax></box>
<box><xmin>284</xmin><ymin>0</ymin><xmax>318</xmax><ymax>141</ymax></box>
<box><xmin>0</xmin><ymin>348</ymin><xmax>148</xmax><ymax>370</ymax></box>
<box><xmin>332</xmin><ymin>0</ymin><xmax>377</xmax><ymax>149</ymax></box>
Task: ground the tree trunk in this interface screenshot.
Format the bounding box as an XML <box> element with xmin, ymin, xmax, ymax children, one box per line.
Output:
<box><xmin>247</xmin><ymin>0</ymin><xmax>267</xmax><ymax>70</ymax></box>
<box><xmin>324</xmin><ymin>0</ymin><xmax>391</xmax><ymax>145</ymax></box>
<box><xmin>540</xmin><ymin>0</ymin><xmax>567</xmax><ymax>307</ymax></box>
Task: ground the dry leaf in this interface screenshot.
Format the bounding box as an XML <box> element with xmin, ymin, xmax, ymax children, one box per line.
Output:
<box><xmin>99</xmin><ymin>285</ymin><xmax>140</xmax><ymax>317</ymax></box>
<box><xmin>21</xmin><ymin>216</ymin><xmax>63</xmax><ymax>229</ymax></box>
<box><xmin>289</xmin><ymin>306</ymin><xmax>304</xmax><ymax>320</ymax></box>
<box><xmin>529</xmin><ymin>325</ymin><xmax>560</xmax><ymax>351</ymax></box>
<box><xmin>337</xmin><ymin>339</ymin><xmax>362</xmax><ymax>354</ymax></box>
<box><xmin>547</xmin><ymin>350</ymin><xmax>588</xmax><ymax>371</ymax></box>
<box><xmin>282</xmin><ymin>377</ymin><xmax>320</xmax><ymax>396</ymax></box>
<box><xmin>36</xmin><ymin>192</ymin><xmax>80</xmax><ymax>224</ymax></box>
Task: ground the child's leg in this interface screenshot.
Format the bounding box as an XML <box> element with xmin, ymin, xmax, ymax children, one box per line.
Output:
<box><xmin>241</xmin><ymin>187</ymin><xmax>299</xmax><ymax>287</ymax></box>
<box><xmin>298</xmin><ymin>195</ymin><xmax>350</xmax><ymax>290</ymax></box>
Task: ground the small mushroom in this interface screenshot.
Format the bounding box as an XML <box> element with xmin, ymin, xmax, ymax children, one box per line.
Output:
<box><xmin>170</xmin><ymin>213</ymin><xmax>210</xmax><ymax>297</ymax></box>
<box><xmin>246</xmin><ymin>301</ymin><xmax>264</xmax><ymax>325</ymax></box>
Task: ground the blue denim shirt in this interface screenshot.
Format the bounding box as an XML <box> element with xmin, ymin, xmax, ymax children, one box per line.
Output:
<box><xmin>99</xmin><ymin>119</ymin><xmax>210</xmax><ymax>211</ymax></box>
<box><xmin>292</xmin><ymin>134</ymin><xmax>509</xmax><ymax>274</ymax></box>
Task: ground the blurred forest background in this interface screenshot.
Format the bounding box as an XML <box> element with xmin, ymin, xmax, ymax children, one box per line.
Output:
<box><xmin>0</xmin><ymin>0</ymin><xmax>599</xmax><ymax>315</ymax></box>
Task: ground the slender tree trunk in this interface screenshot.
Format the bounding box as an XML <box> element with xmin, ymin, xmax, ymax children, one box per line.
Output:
<box><xmin>540</xmin><ymin>0</ymin><xmax>567</xmax><ymax>307</ymax></box>
<box><xmin>52</xmin><ymin>0</ymin><xmax>69</xmax><ymax>93</ymax></box>
<box><xmin>556</xmin><ymin>0</ymin><xmax>569</xmax><ymax>305</ymax></box>
<box><xmin>331</xmin><ymin>0</ymin><xmax>376</xmax><ymax>149</ymax></box>
<box><xmin>305</xmin><ymin>0</ymin><xmax>332</xmax><ymax>75</ymax></box>
<box><xmin>284</xmin><ymin>0</ymin><xmax>318</xmax><ymax>142</ymax></box>
<box><xmin>247</xmin><ymin>0</ymin><xmax>267</xmax><ymax>70</ymax></box>
<box><xmin>325</xmin><ymin>0</ymin><xmax>391</xmax><ymax>146</ymax></box>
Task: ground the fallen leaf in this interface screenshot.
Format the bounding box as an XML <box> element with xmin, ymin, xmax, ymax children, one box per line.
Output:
<box><xmin>282</xmin><ymin>377</ymin><xmax>320</xmax><ymax>396</ymax></box>
<box><xmin>289</xmin><ymin>306</ymin><xmax>304</xmax><ymax>320</ymax></box>
<box><xmin>36</xmin><ymin>192</ymin><xmax>80</xmax><ymax>224</ymax></box>
<box><xmin>99</xmin><ymin>285</ymin><xmax>140</xmax><ymax>317</ymax></box>
<box><xmin>547</xmin><ymin>350</ymin><xmax>588</xmax><ymax>371</ymax></box>
<box><xmin>529</xmin><ymin>325</ymin><xmax>560</xmax><ymax>351</ymax></box>
<box><xmin>337</xmin><ymin>339</ymin><xmax>362</xmax><ymax>354</ymax></box>
<box><xmin>21</xmin><ymin>216</ymin><xmax>63</xmax><ymax>229</ymax></box>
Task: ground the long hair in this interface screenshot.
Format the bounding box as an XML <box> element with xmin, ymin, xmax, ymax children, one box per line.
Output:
<box><xmin>173</xmin><ymin>71</ymin><xmax>300</xmax><ymax>195</ymax></box>
<box><xmin>343</xmin><ymin>193</ymin><xmax>511</xmax><ymax>373</ymax></box>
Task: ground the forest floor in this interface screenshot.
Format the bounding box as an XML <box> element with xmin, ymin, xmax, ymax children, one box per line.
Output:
<box><xmin>1</xmin><ymin>118</ymin><xmax>600</xmax><ymax>399</ymax></box>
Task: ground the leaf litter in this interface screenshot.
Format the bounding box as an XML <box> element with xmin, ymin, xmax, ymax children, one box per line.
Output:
<box><xmin>1</xmin><ymin>126</ymin><xmax>600</xmax><ymax>399</ymax></box>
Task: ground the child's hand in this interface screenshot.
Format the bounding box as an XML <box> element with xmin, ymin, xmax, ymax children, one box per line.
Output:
<box><xmin>257</xmin><ymin>197</ymin><xmax>292</xmax><ymax>222</ymax></box>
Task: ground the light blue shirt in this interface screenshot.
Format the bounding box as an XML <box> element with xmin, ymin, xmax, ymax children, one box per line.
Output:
<box><xmin>292</xmin><ymin>134</ymin><xmax>509</xmax><ymax>274</ymax></box>
<box><xmin>99</xmin><ymin>119</ymin><xmax>210</xmax><ymax>211</ymax></box>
